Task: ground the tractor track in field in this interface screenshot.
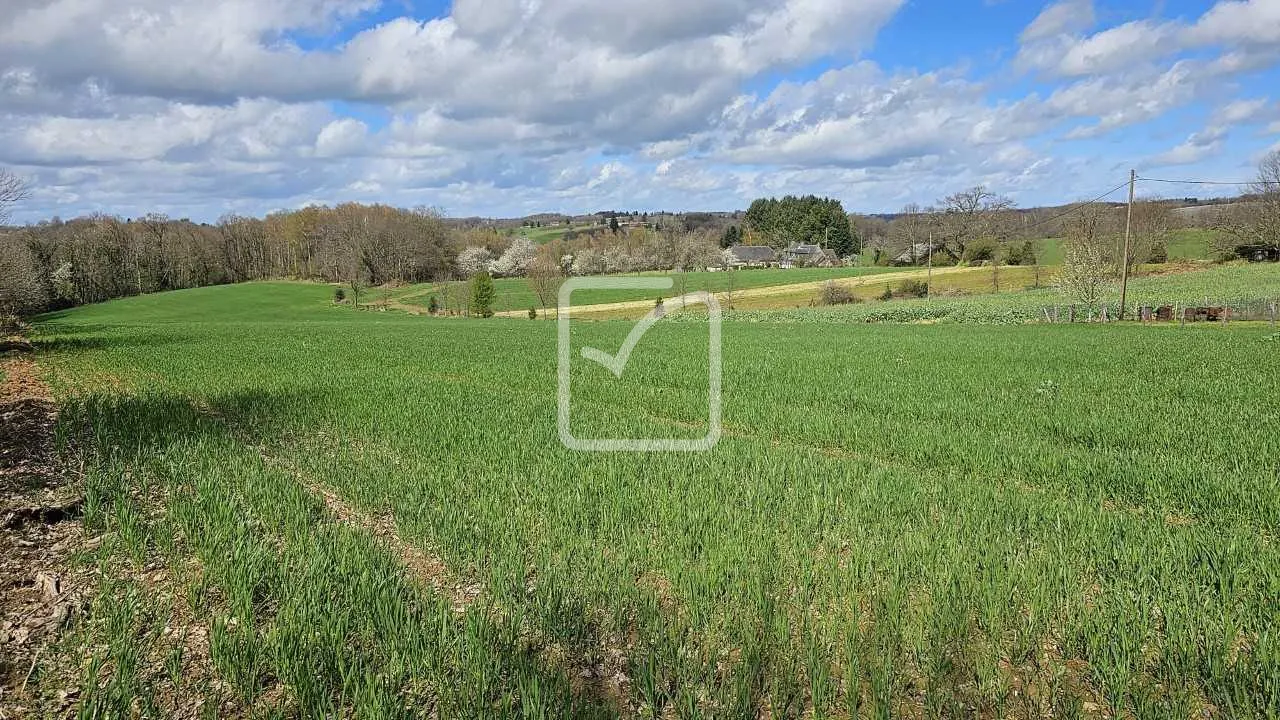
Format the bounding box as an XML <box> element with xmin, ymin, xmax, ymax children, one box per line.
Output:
<box><xmin>257</xmin><ymin>449</ymin><xmax>639</xmax><ymax>716</ymax></box>
<box><xmin>259</xmin><ymin>452</ymin><xmax>484</xmax><ymax>614</ymax></box>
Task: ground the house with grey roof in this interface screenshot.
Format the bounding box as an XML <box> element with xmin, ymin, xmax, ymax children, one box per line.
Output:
<box><xmin>725</xmin><ymin>244</ymin><xmax>777</xmax><ymax>268</ymax></box>
<box><xmin>781</xmin><ymin>243</ymin><xmax>836</xmax><ymax>268</ymax></box>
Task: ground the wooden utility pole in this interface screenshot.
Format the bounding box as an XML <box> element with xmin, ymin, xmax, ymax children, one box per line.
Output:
<box><xmin>926</xmin><ymin>231</ymin><xmax>933</xmax><ymax>300</ymax></box>
<box><xmin>1119</xmin><ymin>169</ymin><xmax>1136</xmax><ymax>320</ymax></box>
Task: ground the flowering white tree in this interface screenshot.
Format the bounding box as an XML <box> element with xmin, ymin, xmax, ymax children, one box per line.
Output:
<box><xmin>456</xmin><ymin>246</ymin><xmax>494</xmax><ymax>278</ymax></box>
<box><xmin>1056</xmin><ymin>206</ymin><xmax>1113</xmax><ymax>312</ymax></box>
<box><xmin>602</xmin><ymin>247</ymin><xmax>631</xmax><ymax>274</ymax></box>
<box><xmin>51</xmin><ymin>261</ymin><xmax>77</xmax><ymax>301</ymax></box>
<box><xmin>490</xmin><ymin>238</ymin><xmax>537</xmax><ymax>277</ymax></box>
<box><xmin>571</xmin><ymin>249</ymin><xmax>605</xmax><ymax>276</ymax></box>
<box><xmin>0</xmin><ymin>235</ymin><xmax>45</xmax><ymax>317</ymax></box>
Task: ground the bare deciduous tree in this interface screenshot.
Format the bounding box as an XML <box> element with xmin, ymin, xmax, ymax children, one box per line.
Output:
<box><xmin>436</xmin><ymin>280</ymin><xmax>458</xmax><ymax>316</ymax></box>
<box><xmin>888</xmin><ymin>204</ymin><xmax>933</xmax><ymax>265</ymax></box>
<box><xmin>1124</xmin><ymin>201</ymin><xmax>1177</xmax><ymax>273</ymax></box>
<box><xmin>527</xmin><ymin>258</ymin><xmax>562</xmax><ymax>318</ymax></box>
<box><xmin>937</xmin><ymin>186</ymin><xmax>1015</xmax><ymax>261</ymax></box>
<box><xmin>1213</xmin><ymin>150</ymin><xmax>1280</xmax><ymax>261</ymax></box>
<box><xmin>849</xmin><ymin>214</ymin><xmax>888</xmax><ymax>261</ymax></box>
<box><xmin>0</xmin><ymin>170</ymin><xmax>28</xmax><ymax>226</ymax></box>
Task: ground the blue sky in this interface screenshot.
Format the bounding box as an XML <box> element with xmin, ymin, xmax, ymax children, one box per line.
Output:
<box><xmin>1</xmin><ymin>0</ymin><xmax>1277</xmax><ymax>222</ymax></box>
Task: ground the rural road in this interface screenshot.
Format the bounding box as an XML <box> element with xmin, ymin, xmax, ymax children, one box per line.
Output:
<box><xmin>495</xmin><ymin>265</ymin><xmax>975</xmax><ymax>318</ymax></box>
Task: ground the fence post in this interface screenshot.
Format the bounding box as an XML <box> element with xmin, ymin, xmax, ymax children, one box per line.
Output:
<box><xmin>1270</xmin><ymin>301</ymin><xmax>1277</xmax><ymax>326</ymax></box>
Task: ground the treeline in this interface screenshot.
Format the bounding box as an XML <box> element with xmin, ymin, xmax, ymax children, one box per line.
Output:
<box><xmin>736</xmin><ymin>189</ymin><xmax>1094</xmax><ymax>267</ymax></box>
<box><xmin>738</xmin><ymin>183</ymin><xmax>1273</xmax><ymax>270</ymax></box>
<box><xmin>0</xmin><ymin>200</ymin><xmax>730</xmax><ymax>318</ymax></box>
<box><xmin>0</xmin><ymin>204</ymin><xmax>457</xmax><ymax>317</ymax></box>
<box><xmin>849</xmin><ymin>156</ymin><xmax>1280</xmax><ymax>269</ymax></box>
<box><xmin>742</xmin><ymin>196</ymin><xmax>856</xmax><ymax>255</ymax></box>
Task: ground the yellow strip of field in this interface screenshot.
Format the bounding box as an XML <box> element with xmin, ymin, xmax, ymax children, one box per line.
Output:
<box><xmin>501</xmin><ymin>265</ymin><xmax>1027</xmax><ymax>319</ymax></box>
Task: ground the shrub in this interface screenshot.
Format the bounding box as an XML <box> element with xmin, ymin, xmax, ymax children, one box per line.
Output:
<box><xmin>528</xmin><ymin>307</ymin><xmax>537</xmax><ymax>319</ymax></box>
<box><xmin>334</xmin><ymin>288</ymin><xmax>346</xmax><ymax>303</ymax></box>
<box><xmin>963</xmin><ymin>238</ymin><xmax>997</xmax><ymax>264</ymax></box>
<box><xmin>1148</xmin><ymin>241</ymin><xmax>1168</xmax><ymax>264</ymax></box>
<box><xmin>1005</xmin><ymin>240</ymin><xmax>1037</xmax><ymax>266</ymax></box>
<box><xmin>878</xmin><ymin>284</ymin><xmax>894</xmax><ymax>302</ymax></box>
<box><xmin>819</xmin><ymin>281</ymin><xmax>859</xmax><ymax>306</ymax></box>
<box><xmin>898</xmin><ymin>279</ymin><xmax>929</xmax><ymax>298</ymax></box>
<box><xmin>470</xmin><ymin>272</ymin><xmax>496</xmax><ymax>318</ymax></box>
<box><xmin>428</xmin><ymin>296</ymin><xmax>439</xmax><ymax>315</ymax></box>
<box><xmin>1</xmin><ymin>314</ymin><xmax>30</xmax><ymax>336</ymax></box>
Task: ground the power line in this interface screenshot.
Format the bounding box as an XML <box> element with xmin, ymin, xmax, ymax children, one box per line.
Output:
<box><xmin>1136</xmin><ymin>176</ymin><xmax>1257</xmax><ymax>186</ymax></box>
<box><xmin>1020</xmin><ymin>179</ymin><xmax>1132</xmax><ymax>234</ymax></box>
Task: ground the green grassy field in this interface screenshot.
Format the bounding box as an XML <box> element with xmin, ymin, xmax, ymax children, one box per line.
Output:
<box><xmin>393</xmin><ymin>265</ymin><xmax>915</xmax><ymax>314</ymax></box>
<box><xmin>514</xmin><ymin>222</ymin><xmax>588</xmax><ymax>242</ymax></box>
<box><xmin>1166</xmin><ymin>228</ymin><xmax>1218</xmax><ymax>261</ymax></box>
<box><xmin>724</xmin><ymin>263</ymin><xmax>1280</xmax><ymax>324</ymax></box>
<box><xmin>24</xmin><ymin>281</ymin><xmax>1280</xmax><ymax>718</ymax></box>
<box><xmin>1023</xmin><ymin>228</ymin><xmax>1218</xmax><ymax>268</ymax></box>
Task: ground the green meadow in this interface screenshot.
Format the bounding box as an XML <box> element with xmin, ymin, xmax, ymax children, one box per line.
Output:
<box><xmin>27</xmin><ymin>281</ymin><xmax>1280</xmax><ymax>718</ymax></box>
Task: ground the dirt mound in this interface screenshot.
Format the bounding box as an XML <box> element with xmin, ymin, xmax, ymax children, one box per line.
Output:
<box><xmin>1</xmin><ymin>360</ymin><xmax>55</xmax><ymax>478</ymax></box>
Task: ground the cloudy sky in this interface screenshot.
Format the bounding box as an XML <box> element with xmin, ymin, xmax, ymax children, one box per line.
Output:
<box><xmin>2</xmin><ymin>0</ymin><xmax>1279</xmax><ymax>223</ymax></box>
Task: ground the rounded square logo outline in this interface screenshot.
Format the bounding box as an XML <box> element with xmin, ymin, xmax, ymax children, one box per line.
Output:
<box><xmin>557</xmin><ymin>277</ymin><xmax>722</xmax><ymax>452</ymax></box>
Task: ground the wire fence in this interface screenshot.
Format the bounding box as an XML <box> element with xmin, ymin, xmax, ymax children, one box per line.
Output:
<box><xmin>1041</xmin><ymin>297</ymin><xmax>1280</xmax><ymax>324</ymax></box>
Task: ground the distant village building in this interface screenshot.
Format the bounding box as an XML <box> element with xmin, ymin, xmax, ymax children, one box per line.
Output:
<box><xmin>780</xmin><ymin>243</ymin><xmax>836</xmax><ymax>268</ymax></box>
<box><xmin>892</xmin><ymin>241</ymin><xmax>946</xmax><ymax>266</ymax></box>
<box><xmin>725</xmin><ymin>245</ymin><xmax>777</xmax><ymax>268</ymax></box>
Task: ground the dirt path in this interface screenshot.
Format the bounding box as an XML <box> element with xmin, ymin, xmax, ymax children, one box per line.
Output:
<box><xmin>1</xmin><ymin>355</ymin><xmax>91</xmax><ymax>718</ymax></box>
<box><xmin>494</xmin><ymin>265</ymin><xmax>974</xmax><ymax>318</ymax></box>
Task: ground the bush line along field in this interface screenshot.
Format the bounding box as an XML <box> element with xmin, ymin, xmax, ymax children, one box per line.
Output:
<box><xmin>27</xmin><ymin>282</ymin><xmax>1280</xmax><ymax>718</ymax></box>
